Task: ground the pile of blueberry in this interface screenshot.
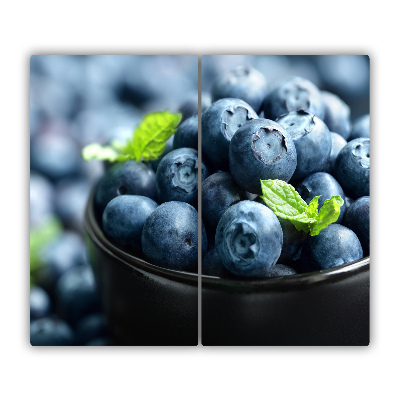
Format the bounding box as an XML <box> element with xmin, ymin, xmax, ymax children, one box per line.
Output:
<box><xmin>93</xmin><ymin>62</ymin><xmax>369</xmax><ymax>281</ymax></box>
<box><xmin>94</xmin><ymin>114</ymin><xmax>207</xmax><ymax>273</ymax></box>
<box><xmin>201</xmin><ymin>65</ymin><xmax>370</xmax><ymax>279</ymax></box>
<box><xmin>30</xmin><ymin>55</ymin><xmax>199</xmax><ymax>345</ymax></box>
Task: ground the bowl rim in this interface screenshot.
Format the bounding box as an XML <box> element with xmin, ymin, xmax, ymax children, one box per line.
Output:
<box><xmin>84</xmin><ymin>187</ymin><xmax>370</xmax><ymax>292</ymax></box>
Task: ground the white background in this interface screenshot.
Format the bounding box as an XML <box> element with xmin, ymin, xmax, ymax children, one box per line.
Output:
<box><xmin>1</xmin><ymin>1</ymin><xmax>398</xmax><ymax>399</ymax></box>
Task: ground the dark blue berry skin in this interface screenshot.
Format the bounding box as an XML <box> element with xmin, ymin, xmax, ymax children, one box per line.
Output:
<box><xmin>202</xmin><ymin>246</ymin><xmax>235</xmax><ymax>279</ymax></box>
<box><xmin>335</xmin><ymin>138</ymin><xmax>370</xmax><ymax>199</ymax></box>
<box><xmin>54</xmin><ymin>178</ymin><xmax>91</xmax><ymax>232</ymax></box>
<box><xmin>276</xmin><ymin>217</ymin><xmax>308</xmax><ymax>265</ymax></box>
<box><xmin>94</xmin><ymin>160</ymin><xmax>157</xmax><ymax>218</ymax></box>
<box><xmin>36</xmin><ymin>231</ymin><xmax>87</xmax><ymax>297</ymax></box>
<box><xmin>30</xmin><ymin>317</ymin><xmax>75</xmax><ymax>346</ymax></box>
<box><xmin>102</xmin><ymin>195</ymin><xmax>158</xmax><ymax>254</ymax></box>
<box><xmin>149</xmin><ymin>135</ymin><xmax>175</xmax><ymax>172</ymax></box>
<box><xmin>342</xmin><ymin>196</ymin><xmax>370</xmax><ymax>256</ymax></box>
<box><xmin>30</xmin><ymin>173</ymin><xmax>54</xmax><ymax>228</ymax></box>
<box><xmin>296</xmin><ymin>172</ymin><xmax>347</xmax><ymax>224</ymax></box>
<box><xmin>202</xmin><ymin>98</ymin><xmax>258</xmax><ymax>171</ymax></box>
<box><xmin>55</xmin><ymin>265</ymin><xmax>102</xmax><ymax>328</ymax></box>
<box><xmin>178</xmin><ymin>92</ymin><xmax>211</xmax><ymax>121</ymax></box>
<box><xmin>156</xmin><ymin>147</ymin><xmax>208</xmax><ymax>206</ymax></box>
<box><xmin>141</xmin><ymin>201</ymin><xmax>206</xmax><ymax>272</ymax></box>
<box><xmin>75</xmin><ymin>313</ymin><xmax>109</xmax><ymax>345</ymax></box>
<box><xmin>299</xmin><ymin>224</ymin><xmax>363</xmax><ymax>273</ymax></box>
<box><xmin>30</xmin><ymin>132</ymin><xmax>83</xmax><ymax>183</ymax></box>
<box><xmin>276</xmin><ymin>111</ymin><xmax>331</xmax><ymax>180</ymax></box>
<box><xmin>262</xmin><ymin>76</ymin><xmax>325</xmax><ymax>121</ymax></box>
<box><xmin>321</xmin><ymin>91</ymin><xmax>351</xmax><ymax>140</ymax></box>
<box><xmin>322</xmin><ymin>132</ymin><xmax>347</xmax><ymax>176</ymax></box>
<box><xmin>265</xmin><ymin>263</ymin><xmax>297</xmax><ymax>278</ymax></box>
<box><xmin>316</xmin><ymin>55</ymin><xmax>370</xmax><ymax>101</ymax></box>
<box><xmin>211</xmin><ymin>65</ymin><xmax>268</xmax><ymax>114</ymax></box>
<box><xmin>254</xmin><ymin>197</ymin><xmax>307</xmax><ymax>265</ymax></box>
<box><xmin>173</xmin><ymin>115</ymin><xmax>198</xmax><ymax>150</ymax></box>
<box><xmin>348</xmin><ymin>114</ymin><xmax>370</xmax><ymax>141</ymax></box>
<box><xmin>345</xmin><ymin>195</ymin><xmax>354</xmax><ymax>209</ymax></box>
<box><xmin>30</xmin><ymin>286</ymin><xmax>52</xmax><ymax>320</ymax></box>
<box><xmin>215</xmin><ymin>201</ymin><xmax>283</xmax><ymax>278</ymax></box>
<box><xmin>229</xmin><ymin>119</ymin><xmax>297</xmax><ymax>194</ymax></box>
<box><xmin>202</xmin><ymin>172</ymin><xmax>247</xmax><ymax>233</ymax></box>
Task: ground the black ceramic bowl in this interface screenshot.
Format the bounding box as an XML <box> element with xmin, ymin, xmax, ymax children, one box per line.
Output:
<box><xmin>202</xmin><ymin>257</ymin><xmax>369</xmax><ymax>346</ymax></box>
<box><xmin>84</xmin><ymin>189</ymin><xmax>369</xmax><ymax>346</ymax></box>
<box><xmin>84</xmin><ymin>189</ymin><xmax>198</xmax><ymax>346</ymax></box>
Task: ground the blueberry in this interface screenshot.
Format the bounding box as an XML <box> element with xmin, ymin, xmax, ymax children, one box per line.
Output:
<box><xmin>173</xmin><ymin>115</ymin><xmax>198</xmax><ymax>150</ymax></box>
<box><xmin>348</xmin><ymin>114</ymin><xmax>370</xmax><ymax>141</ymax></box>
<box><xmin>262</xmin><ymin>76</ymin><xmax>325</xmax><ymax>121</ymax></box>
<box><xmin>202</xmin><ymin>246</ymin><xmax>234</xmax><ymax>279</ymax></box>
<box><xmin>30</xmin><ymin>286</ymin><xmax>52</xmax><ymax>320</ymax></box>
<box><xmin>276</xmin><ymin>111</ymin><xmax>331</xmax><ymax>180</ymax></box>
<box><xmin>36</xmin><ymin>231</ymin><xmax>87</xmax><ymax>297</ymax></box>
<box><xmin>94</xmin><ymin>160</ymin><xmax>156</xmax><ymax>217</ymax></box>
<box><xmin>102</xmin><ymin>195</ymin><xmax>158</xmax><ymax>254</ymax></box>
<box><xmin>141</xmin><ymin>201</ymin><xmax>206</xmax><ymax>272</ymax></box>
<box><xmin>202</xmin><ymin>172</ymin><xmax>247</xmax><ymax>233</ymax></box>
<box><xmin>55</xmin><ymin>264</ymin><xmax>102</xmax><ymax>327</ymax></box>
<box><xmin>75</xmin><ymin>313</ymin><xmax>109</xmax><ymax>345</ymax></box>
<box><xmin>265</xmin><ymin>263</ymin><xmax>297</xmax><ymax>278</ymax></box>
<box><xmin>30</xmin><ymin>131</ymin><xmax>83</xmax><ymax>182</ymax></box>
<box><xmin>54</xmin><ymin>178</ymin><xmax>91</xmax><ymax>232</ymax></box>
<box><xmin>317</xmin><ymin>55</ymin><xmax>370</xmax><ymax>101</ymax></box>
<box><xmin>322</xmin><ymin>132</ymin><xmax>347</xmax><ymax>176</ymax></box>
<box><xmin>321</xmin><ymin>91</ymin><xmax>351</xmax><ymax>140</ymax></box>
<box><xmin>30</xmin><ymin>317</ymin><xmax>75</xmax><ymax>346</ymax></box>
<box><xmin>202</xmin><ymin>98</ymin><xmax>258</xmax><ymax>171</ymax></box>
<box><xmin>276</xmin><ymin>216</ymin><xmax>308</xmax><ymax>265</ymax></box>
<box><xmin>254</xmin><ymin>197</ymin><xmax>307</xmax><ymax>264</ymax></box>
<box><xmin>345</xmin><ymin>194</ymin><xmax>355</xmax><ymax>209</ymax></box>
<box><xmin>148</xmin><ymin>135</ymin><xmax>175</xmax><ymax>172</ymax></box>
<box><xmin>178</xmin><ymin>91</ymin><xmax>211</xmax><ymax>121</ymax></box>
<box><xmin>215</xmin><ymin>201</ymin><xmax>283</xmax><ymax>278</ymax></box>
<box><xmin>299</xmin><ymin>224</ymin><xmax>363</xmax><ymax>273</ymax></box>
<box><xmin>335</xmin><ymin>138</ymin><xmax>370</xmax><ymax>199</ymax></box>
<box><xmin>30</xmin><ymin>173</ymin><xmax>54</xmax><ymax>228</ymax></box>
<box><xmin>296</xmin><ymin>172</ymin><xmax>347</xmax><ymax>224</ymax></box>
<box><xmin>211</xmin><ymin>65</ymin><xmax>268</xmax><ymax>114</ymax></box>
<box><xmin>229</xmin><ymin>119</ymin><xmax>297</xmax><ymax>194</ymax></box>
<box><xmin>342</xmin><ymin>196</ymin><xmax>370</xmax><ymax>256</ymax></box>
<box><xmin>155</xmin><ymin>147</ymin><xmax>208</xmax><ymax>206</ymax></box>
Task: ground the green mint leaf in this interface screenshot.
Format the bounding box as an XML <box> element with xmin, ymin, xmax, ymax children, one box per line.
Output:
<box><xmin>260</xmin><ymin>180</ymin><xmax>344</xmax><ymax>236</ymax></box>
<box><xmin>82</xmin><ymin>111</ymin><xmax>181</xmax><ymax>163</ymax></box>
<box><xmin>260</xmin><ymin>179</ymin><xmax>311</xmax><ymax>233</ymax></box>
<box><xmin>128</xmin><ymin>111</ymin><xmax>182</xmax><ymax>162</ymax></box>
<box><xmin>260</xmin><ymin>179</ymin><xmax>308</xmax><ymax>217</ymax></box>
<box><xmin>290</xmin><ymin>220</ymin><xmax>311</xmax><ymax>233</ymax></box>
<box><xmin>309</xmin><ymin>195</ymin><xmax>344</xmax><ymax>236</ymax></box>
<box><xmin>82</xmin><ymin>143</ymin><xmax>120</xmax><ymax>162</ymax></box>
<box><xmin>306</xmin><ymin>195</ymin><xmax>321</xmax><ymax>219</ymax></box>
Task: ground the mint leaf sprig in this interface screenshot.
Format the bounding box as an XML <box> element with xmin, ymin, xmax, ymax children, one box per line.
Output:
<box><xmin>260</xmin><ymin>179</ymin><xmax>344</xmax><ymax>236</ymax></box>
<box><xmin>82</xmin><ymin>111</ymin><xmax>182</xmax><ymax>163</ymax></box>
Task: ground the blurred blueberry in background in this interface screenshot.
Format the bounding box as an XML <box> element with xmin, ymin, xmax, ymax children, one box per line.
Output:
<box><xmin>30</xmin><ymin>55</ymin><xmax>198</xmax><ymax>346</ymax></box>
